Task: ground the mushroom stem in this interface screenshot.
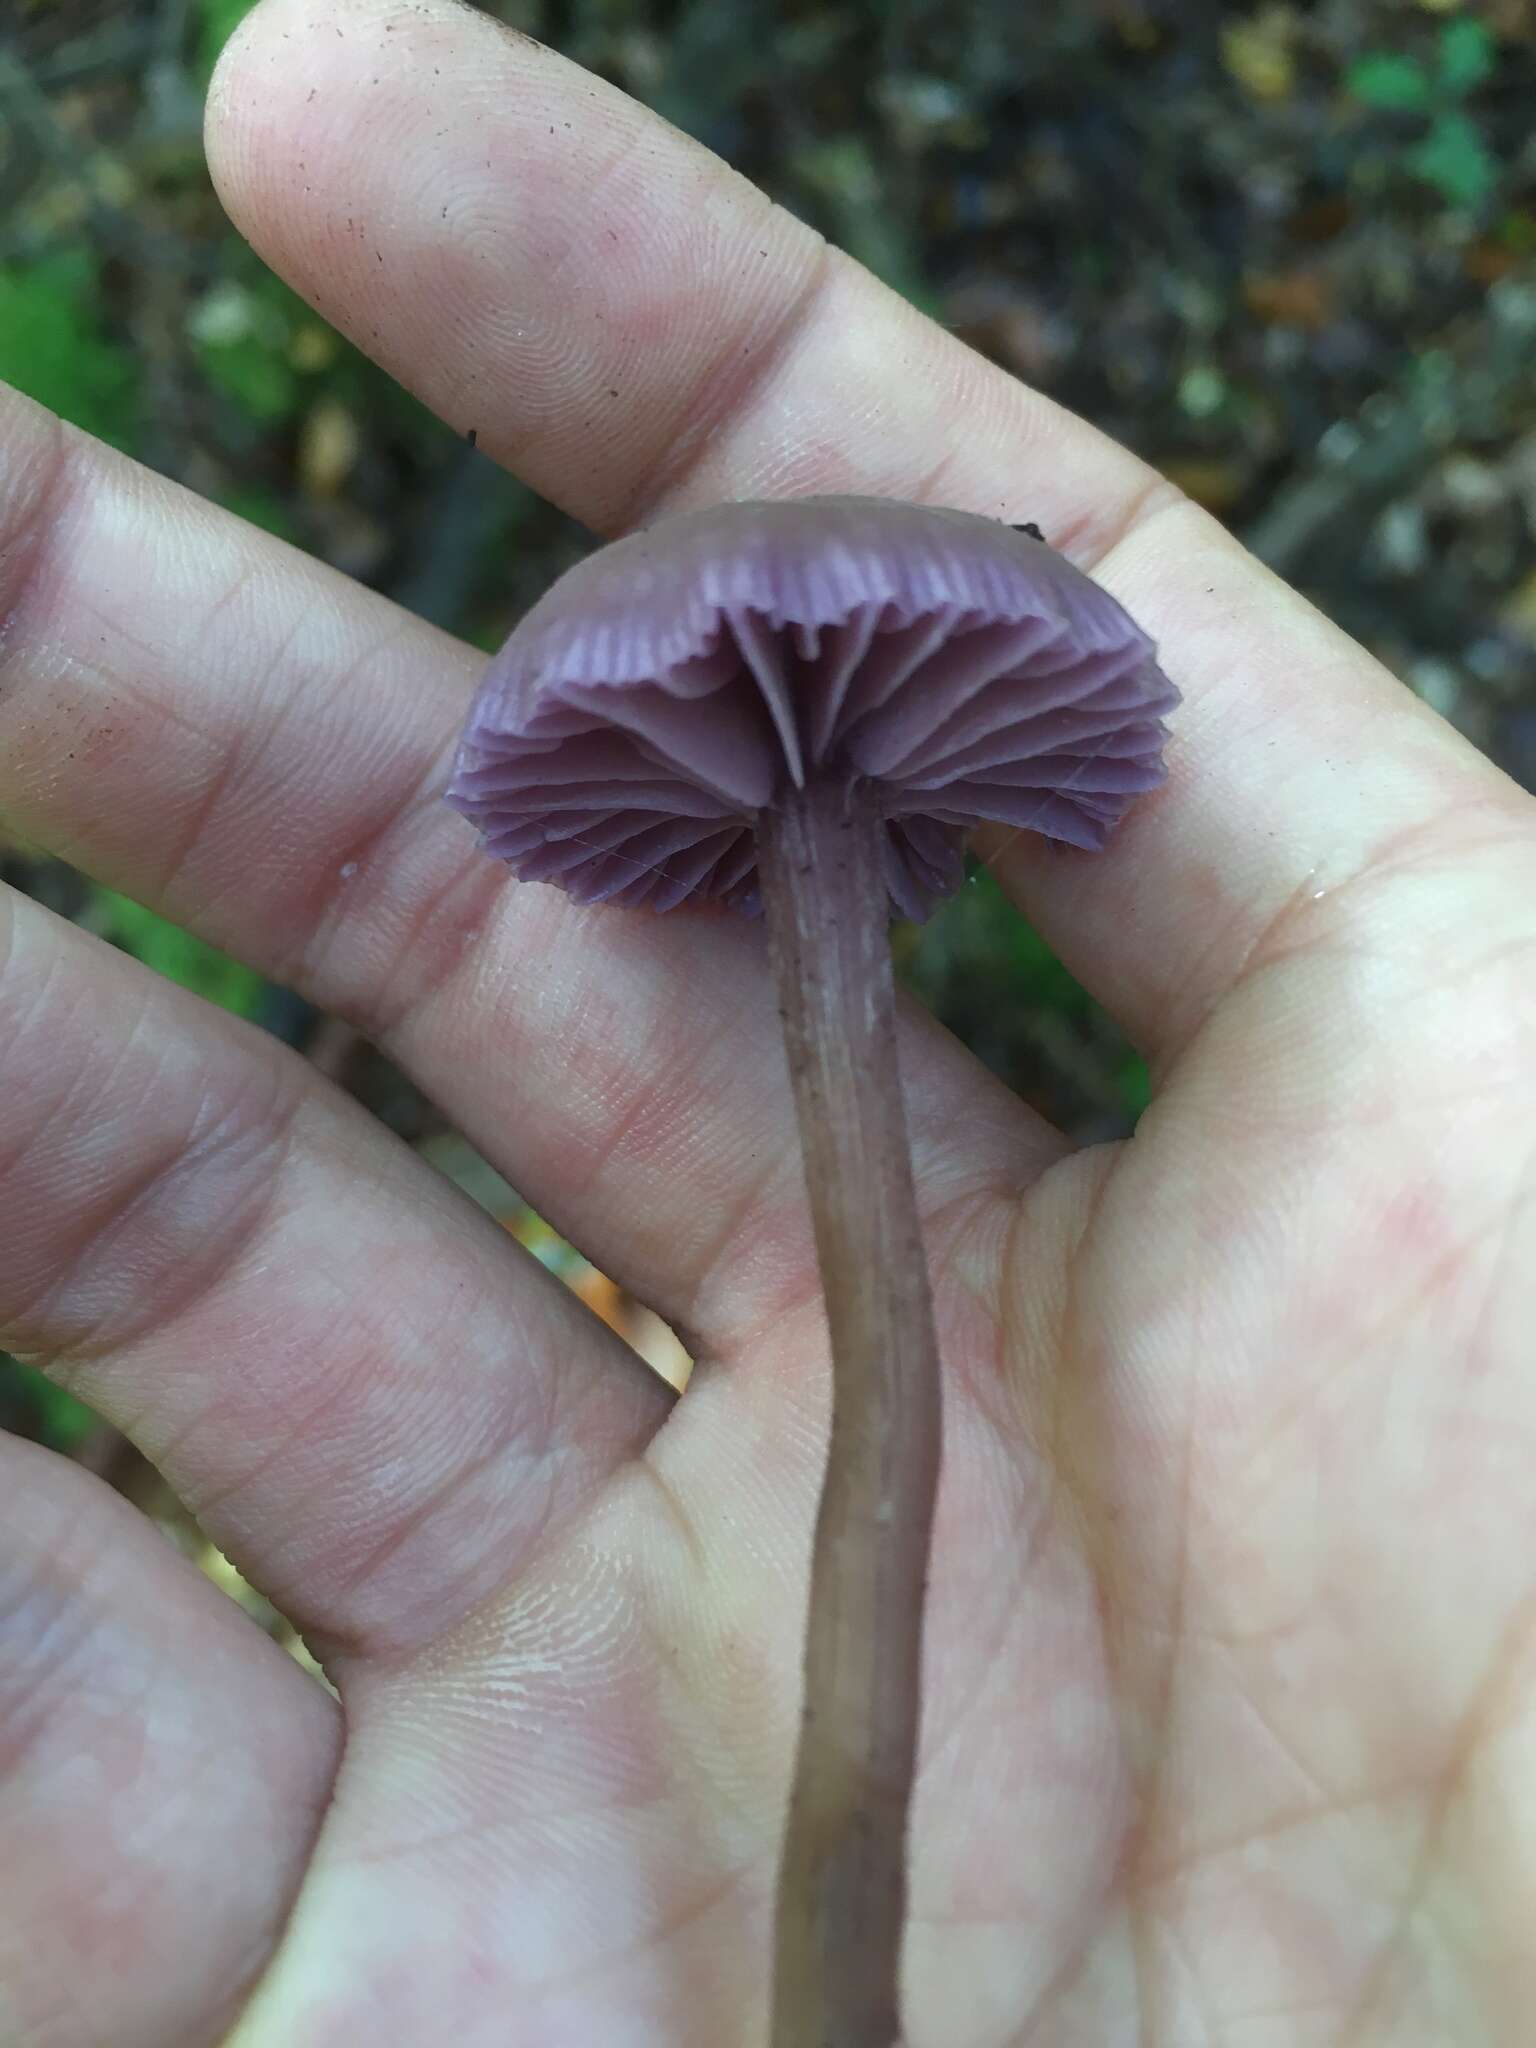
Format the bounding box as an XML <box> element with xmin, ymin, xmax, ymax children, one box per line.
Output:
<box><xmin>758</xmin><ymin>775</ymin><xmax>944</xmax><ymax>2048</ymax></box>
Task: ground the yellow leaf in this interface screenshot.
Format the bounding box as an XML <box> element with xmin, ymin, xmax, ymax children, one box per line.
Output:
<box><xmin>1221</xmin><ymin>10</ymin><xmax>1297</xmax><ymax>101</ymax></box>
<box><xmin>1500</xmin><ymin>568</ymin><xmax>1536</xmax><ymax>647</ymax></box>
<box><xmin>299</xmin><ymin>398</ymin><xmax>361</xmax><ymax>499</ymax></box>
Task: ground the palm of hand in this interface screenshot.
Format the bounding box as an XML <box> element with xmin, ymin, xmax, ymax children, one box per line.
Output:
<box><xmin>2</xmin><ymin>5</ymin><xmax>1533</xmax><ymax>2046</ymax></box>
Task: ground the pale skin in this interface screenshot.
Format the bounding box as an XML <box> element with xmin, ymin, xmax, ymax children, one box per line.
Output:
<box><xmin>0</xmin><ymin>1</ymin><xmax>1533</xmax><ymax>2042</ymax></box>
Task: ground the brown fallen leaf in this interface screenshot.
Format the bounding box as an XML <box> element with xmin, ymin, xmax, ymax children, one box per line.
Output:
<box><xmin>1161</xmin><ymin>457</ymin><xmax>1250</xmax><ymax>513</ymax></box>
<box><xmin>1243</xmin><ymin>266</ymin><xmax>1332</xmax><ymax>330</ymax></box>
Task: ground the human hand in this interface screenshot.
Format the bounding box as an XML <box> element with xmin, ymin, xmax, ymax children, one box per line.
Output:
<box><xmin>2</xmin><ymin>3</ymin><xmax>1534</xmax><ymax>2043</ymax></box>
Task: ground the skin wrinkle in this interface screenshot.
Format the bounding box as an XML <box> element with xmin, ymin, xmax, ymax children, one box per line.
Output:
<box><xmin>1239</xmin><ymin>798</ymin><xmax>1530</xmax><ymax>979</ymax></box>
<box><xmin>1152</xmin><ymin>922</ymin><xmax>1528</xmax><ymax>1192</ymax></box>
<box><xmin>1044</xmin><ymin>472</ymin><xmax>1192</xmax><ymax>581</ymax></box>
<box><xmin>1121</xmin><ymin>1604</ymin><xmax>1312</xmax><ymax>1656</ymax></box>
<box><xmin>0</xmin><ymin>402</ymin><xmax>69</xmax><ymax>656</ymax></box>
<box><xmin>1126</xmin><ymin>1394</ymin><xmax>1195</xmax><ymax>2046</ymax></box>
<box><xmin>1002</xmin><ymin>1916</ymin><xmax>1124</xmax><ymax>2048</ymax></box>
<box><xmin>323</xmin><ymin>1808</ymin><xmax>551</xmax><ymax>1876</ymax></box>
<box><xmin>684</xmin><ymin>1088</ymin><xmax>1044</xmax><ymax>1372</ymax></box>
<box><xmin>155</xmin><ymin>587</ymin><xmax>344</xmax><ymax>917</ymax></box>
<box><xmin>350</xmin><ymin>831</ymin><xmax>518</xmax><ymax>1046</ymax></box>
<box><xmin>1231</xmin><ymin>1997</ymin><xmax>1362</xmax><ymax>2035</ymax></box>
<box><xmin>923</xmin><ymin>1182</ymin><xmax>1060</xmax><ymax>1402</ymax></box>
<box><xmin>989</xmin><ymin>1155</ymin><xmax>1138</xmax><ymax>2048</ymax></box>
<box><xmin>320</xmin><ymin>1424</ymin><xmax>562</xmax><ymax>1669</ymax></box>
<box><xmin>519</xmin><ymin>1849</ymin><xmax>766</xmax><ymax>2004</ymax></box>
<box><xmin>514</xmin><ymin>943</ymin><xmax>732</xmax><ymax>1206</ymax></box>
<box><xmin>527</xmin><ymin>118</ymin><xmax>694</xmax><ymax>300</ymax></box>
<box><xmin>22</xmin><ymin>1049</ymin><xmax>300</xmax><ymax>1379</ymax></box>
<box><xmin>651</xmin><ymin>1140</ymin><xmax>790</xmax><ymax>1349</ymax></box>
<box><xmin>155</xmin><ymin>1250</ymin><xmax>637</xmax><ymax>1668</ymax></box>
<box><xmin>1219</xmin><ymin>1650</ymin><xmax>1355</xmax><ymax>1821</ymax></box>
<box><xmin>618</xmin><ymin>234</ymin><xmax>835</xmax><ymax>534</ymax></box>
<box><xmin>280</xmin><ymin>729</ymin><xmax>536</xmax><ymax>1048</ymax></box>
<box><xmin>691</xmin><ymin>1170</ymin><xmax>964</xmax><ymax>1377</ymax></box>
<box><xmin>150</xmin><ymin>658</ymin><xmax>258</xmax><ymax>911</ymax></box>
<box><xmin>913</xmin><ymin>1471</ymin><xmax>1053</xmax><ymax>1791</ymax></box>
<box><xmin>1150</xmin><ymin>788</ymin><xmax>1532</xmax><ymax>1090</ymax></box>
<box><xmin>1209</xmin><ymin>1196</ymin><xmax>1523</xmax><ymax>1512</ymax></box>
<box><xmin>0</xmin><ymin>1547</ymin><xmax>101</xmax><ymax>1772</ymax></box>
<box><xmin>1105</xmin><ymin>1220</ymin><xmax>1531</xmax><ymax>2039</ymax></box>
<box><xmin>319</xmin><ymin>1265</ymin><xmax>659</xmax><ymax>1655</ymax></box>
<box><xmin>630</xmin><ymin>1450</ymin><xmax>707</xmax><ymax>1581</ymax></box>
<box><xmin>0</xmin><ymin>881</ymin><xmax>15</xmax><ymax>993</ymax></box>
<box><xmin>285</xmin><ymin>727</ymin><xmax>468</xmax><ymax>1004</ymax></box>
<box><xmin>204</xmin><ymin>616</ymin><xmax>457</xmax><ymax>991</ymax></box>
<box><xmin>1138</xmin><ymin>1780</ymin><xmax>1436</xmax><ymax>1894</ymax></box>
<box><xmin>979</xmin><ymin>1163</ymin><xmax>1089</xmax><ymax>1474</ymax></box>
<box><xmin>1338</xmin><ymin>1585</ymin><xmax>1536</xmax><ymax>2047</ymax></box>
<box><xmin>335</xmin><ymin>1660</ymin><xmax>684</xmax><ymax>1857</ymax></box>
<box><xmin>1464</xmin><ymin>1141</ymin><xmax>1536</xmax><ymax>1381</ymax></box>
<box><xmin>262</xmin><ymin>1304</ymin><xmax>608</xmax><ymax>1659</ymax></box>
<box><xmin>1049</xmin><ymin>1167</ymin><xmax>1200</xmax><ymax>2029</ymax></box>
<box><xmin>636</xmin><ymin>1610</ymin><xmax>792</xmax><ymax>1855</ymax></box>
<box><xmin>901</xmin><ymin>437</ymin><xmax>997</xmax><ymax>536</ymax></box>
<box><xmin>0</xmin><ymin>972</ymin><xmax>178</xmax><ymax>1337</ymax></box>
<box><xmin>204</xmin><ymin>1924</ymin><xmax>307</xmax><ymax>2048</ymax></box>
<box><xmin>48</xmin><ymin>610</ymin><xmax>222</xmax><ymax>752</ymax></box>
<box><xmin>314</xmin><ymin>1787</ymin><xmax>770</xmax><ymax>2041</ymax></box>
<box><xmin>1335</xmin><ymin>1792</ymin><xmax>1459</xmax><ymax>2041</ymax></box>
<box><xmin>196</xmin><ymin>553</ymin><xmax>265</xmax><ymax>646</ymax></box>
<box><xmin>1149</xmin><ymin>1910</ymin><xmax>1225</xmax><ymax>2048</ymax></box>
<box><xmin>1028</xmin><ymin>1149</ymin><xmax>1118</xmax><ymax>1551</ymax></box>
<box><xmin>0</xmin><ymin>927</ymin><xmax>79</xmax><ymax>1200</ymax></box>
<box><xmin>167</xmin><ymin>1312</ymin><xmax>387</xmax><ymax>1541</ymax></box>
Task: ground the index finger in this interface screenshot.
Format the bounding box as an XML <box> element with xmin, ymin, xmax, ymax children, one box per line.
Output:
<box><xmin>207</xmin><ymin>0</ymin><xmax>1535</xmax><ymax>1064</ymax></box>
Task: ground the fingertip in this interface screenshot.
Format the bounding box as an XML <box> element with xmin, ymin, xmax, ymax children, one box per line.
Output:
<box><xmin>202</xmin><ymin>0</ymin><xmax>269</xmax><ymax>201</ymax></box>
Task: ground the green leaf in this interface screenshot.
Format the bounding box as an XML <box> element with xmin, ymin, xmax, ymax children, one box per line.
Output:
<box><xmin>0</xmin><ymin>252</ymin><xmax>139</xmax><ymax>449</ymax></box>
<box><xmin>97</xmin><ymin>890</ymin><xmax>269</xmax><ymax>1017</ymax></box>
<box><xmin>196</xmin><ymin>333</ymin><xmax>298</xmax><ymax>423</ymax></box>
<box><xmin>1</xmin><ymin>1355</ymin><xmax>100</xmax><ymax>1452</ymax></box>
<box><xmin>1115</xmin><ymin>1054</ymin><xmax>1152</xmax><ymax>1120</ymax></box>
<box><xmin>197</xmin><ymin>0</ymin><xmax>262</xmax><ymax>78</ymax></box>
<box><xmin>1346</xmin><ymin>53</ymin><xmax>1432</xmax><ymax>111</ymax></box>
<box><xmin>1410</xmin><ymin>112</ymin><xmax>1498</xmax><ymax>207</ymax></box>
<box><xmin>1438</xmin><ymin>17</ymin><xmax>1496</xmax><ymax>98</ymax></box>
<box><xmin>188</xmin><ymin>270</ymin><xmax>313</xmax><ymax>424</ymax></box>
<box><xmin>792</xmin><ymin>139</ymin><xmax>937</xmax><ymax>313</ymax></box>
<box><xmin>1010</xmin><ymin>911</ymin><xmax>1093</xmax><ymax>1017</ymax></box>
<box><xmin>215</xmin><ymin>486</ymin><xmax>300</xmax><ymax>543</ymax></box>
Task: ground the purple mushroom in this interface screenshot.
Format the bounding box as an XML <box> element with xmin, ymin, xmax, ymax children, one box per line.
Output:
<box><xmin>447</xmin><ymin>496</ymin><xmax>1177</xmax><ymax>2046</ymax></box>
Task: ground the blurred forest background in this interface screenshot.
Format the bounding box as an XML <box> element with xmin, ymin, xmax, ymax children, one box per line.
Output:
<box><xmin>2</xmin><ymin>0</ymin><xmax>1534</xmax><ymax>1641</ymax></box>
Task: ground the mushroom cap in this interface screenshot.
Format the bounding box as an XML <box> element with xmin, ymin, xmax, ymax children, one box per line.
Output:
<box><xmin>447</xmin><ymin>496</ymin><xmax>1178</xmax><ymax>918</ymax></box>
